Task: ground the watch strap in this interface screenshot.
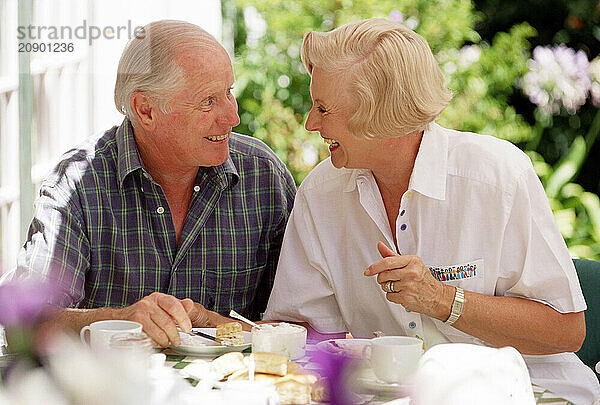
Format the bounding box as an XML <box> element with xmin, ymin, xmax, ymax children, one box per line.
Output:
<box><xmin>445</xmin><ymin>287</ymin><xmax>465</xmax><ymax>325</ymax></box>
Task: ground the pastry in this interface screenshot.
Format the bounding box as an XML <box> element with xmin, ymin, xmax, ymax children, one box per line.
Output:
<box><xmin>227</xmin><ymin>370</ymin><xmax>281</xmax><ymax>384</ymax></box>
<box><xmin>210</xmin><ymin>352</ymin><xmax>246</xmax><ymax>377</ymax></box>
<box><xmin>311</xmin><ymin>377</ymin><xmax>330</xmax><ymax>403</ymax></box>
<box><xmin>227</xmin><ymin>368</ymin><xmax>250</xmax><ymax>381</ymax></box>
<box><xmin>286</xmin><ymin>361</ymin><xmax>305</xmax><ymax>375</ymax></box>
<box><xmin>252</xmin><ymin>352</ymin><xmax>288</xmax><ymax>376</ymax></box>
<box><xmin>216</xmin><ymin>321</ymin><xmax>245</xmax><ymax>346</ymax></box>
<box><xmin>274</xmin><ymin>375</ymin><xmax>313</xmax><ymax>405</ymax></box>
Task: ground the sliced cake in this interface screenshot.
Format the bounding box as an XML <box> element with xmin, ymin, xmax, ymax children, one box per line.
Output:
<box><xmin>216</xmin><ymin>321</ymin><xmax>245</xmax><ymax>346</ymax></box>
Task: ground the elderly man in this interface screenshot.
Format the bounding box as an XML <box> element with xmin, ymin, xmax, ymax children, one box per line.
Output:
<box><xmin>4</xmin><ymin>20</ymin><xmax>296</xmax><ymax>346</ymax></box>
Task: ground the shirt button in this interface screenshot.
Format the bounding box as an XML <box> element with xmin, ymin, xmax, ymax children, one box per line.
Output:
<box><xmin>400</xmin><ymin>209</ymin><xmax>405</xmax><ymax>216</ymax></box>
<box><xmin>156</xmin><ymin>206</ymin><xmax>165</xmax><ymax>214</ymax></box>
<box><xmin>193</xmin><ymin>185</ymin><xmax>200</xmax><ymax>192</ymax></box>
<box><xmin>409</xmin><ymin>321</ymin><xmax>416</xmax><ymax>329</ymax></box>
<box><xmin>400</xmin><ymin>224</ymin><xmax>407</xmax><ymax>231</ymax></box>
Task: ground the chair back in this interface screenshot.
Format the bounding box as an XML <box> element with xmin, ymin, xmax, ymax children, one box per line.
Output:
<box><xmin>574</xmin><ymin>258</ymin><xmax>600</xmax><ymax>382</ymax></box>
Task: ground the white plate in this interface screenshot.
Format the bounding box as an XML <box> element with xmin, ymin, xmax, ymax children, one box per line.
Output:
<box><xmin>170</xmin><ymin>328</ymin><xmax>251</xmax><ymax>356</ymax></box>
<box><xmin>355</xmin><ymin>367</ymin><xmax>411</xmax><ymax>394</ymax></box>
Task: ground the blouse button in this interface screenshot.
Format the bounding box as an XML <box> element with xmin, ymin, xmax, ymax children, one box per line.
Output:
<box><xmin>400</xmin><ymin>224</ymin><xmax>407</xmax><ymax>231</ymax></box>
<box><xmin>193</xmin><ymin>185</ymin><xmax>200</xmax><ymax>192</ymax></box>
<box><xmin>156</xmin><ymin>206</ymin><xmax>165</xmax><ymax>214</ymax></box>
<box><xmin>409</xmin><ymin>321</ymin><xmax>416</xmax><ymax>329</ymax></box>
<box><xmin>400</xmin><ymin>209</ymin><xmax>405</xmax><ymax>216</ymax></box>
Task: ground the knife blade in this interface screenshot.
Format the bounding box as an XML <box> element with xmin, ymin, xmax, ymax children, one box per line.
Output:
<box><xmin>189</xmin><ymin>330</ymin><xmax>234</xmax><ymax>346</ymax></box>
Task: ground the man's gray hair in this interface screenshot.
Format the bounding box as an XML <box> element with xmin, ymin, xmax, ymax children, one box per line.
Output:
<box><xmin>114</xmin><ymin>20</ymin><xmax>220</xmax><ymax>121</ymax></box>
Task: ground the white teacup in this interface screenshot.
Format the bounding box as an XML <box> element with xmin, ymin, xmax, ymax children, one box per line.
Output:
<box><xmin>370</xmin><ymin>336</ymin><xmax>424</xmax><ymax>384</ymax></box>
<box><xmin>80</xmin><ymin>320</ymin><xmax>143</xmax><ymax>351</ymax></box>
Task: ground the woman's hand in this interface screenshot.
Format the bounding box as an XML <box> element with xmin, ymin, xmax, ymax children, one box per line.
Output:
<box><xmin>364</xmin><ymin>242</ymin><xmax>585</xmax><ymax>354</ymax></box>
<box><xmin>364</xmin><ymin>242</ymin><xmax>454</xmax><ymax>321</ymax></box>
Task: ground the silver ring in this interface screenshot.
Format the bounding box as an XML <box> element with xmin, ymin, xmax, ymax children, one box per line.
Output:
<box><xmin>383</xmin><ymin>280</ymin><xmax>395</xmax><ymax>293</ymax></box>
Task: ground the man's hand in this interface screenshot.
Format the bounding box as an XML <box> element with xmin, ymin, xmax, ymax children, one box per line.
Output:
<box><xmin>364</xmin><ymin>242</ymin><xmax>454</xmax><ymax>320</ymax></box>
<box><xmin>180</xmin><ymin>299</ymin><xmax>212</xmax><ymax>328</ymax></box>
<box><xmin>181</xmin><ymin>300</ymin><xmax>249</xmax><ymax>330</ymax></box>
<box><xmin>118</xmin><ymin>292</ymin><xmax>193</xmax><ymax>347</ymax></box>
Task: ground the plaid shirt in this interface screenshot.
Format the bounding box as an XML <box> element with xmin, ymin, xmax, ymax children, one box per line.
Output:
<box><xmin>10</xmin><ymin>119</ymin><xmax>296</xmax><ymax>319</ymax></box>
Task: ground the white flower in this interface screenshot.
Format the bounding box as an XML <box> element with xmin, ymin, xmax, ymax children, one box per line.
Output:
<box><xmin>589</xmin><ymin>57</ymin><xmax>600</xmax><ymax>107</ymax></box>
<box><xmin>302</xmin><ymin>142</ymin><xmax>319</xmax><ymax>167</ymax></box>
<box><xmin>243</xmin><ymin>6</ymin><xmax>267</xmax><ymax>49</ymax></box>
<box><xmin>459</xmin><ymin>45</ymin><xmax>481</xmax><ymax>69</ymax></box>
<box><xmin>405</xmin><ymin>16</ymin><xmax>419</xmax><ymax>30</ymax></box>
<box><xmin>522</xmin><ymin>45</ymin><xmax>591</xmax><ymax>115</ymax></box>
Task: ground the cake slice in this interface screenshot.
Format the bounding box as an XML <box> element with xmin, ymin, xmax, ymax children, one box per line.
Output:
<box><xmin>210</xmin><ymin>352</ymin><xmax>246</xmax><ymax>378</ymax></box>
<box><xmin>216</xmin><ymin>321</ymin><xmax>245</xmax><ymax>346</ymax></box>
<box><xmin>274</xmin><ymin>375</ymin><xmax>313</xmax><ymax>405</ymax></box>
<box><xmin>252</xmin><ymin>352</ymin><xmax>288</xmax><ymax>376</ymax></box>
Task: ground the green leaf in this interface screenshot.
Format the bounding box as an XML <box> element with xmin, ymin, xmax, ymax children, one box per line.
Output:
<box><xmin>554</xmin><ymin>208</ymin><xmax>576</xmax><ymax>239</ymax></box>
<box><xmin>545</xmin><ymin>136</ymin><xmax>587</xmax><ymax>199</ymax></box>
<box><xmin>580</xmin><ymin>192</ymin><xmax>600</xmax><ymax>242</ymax></box>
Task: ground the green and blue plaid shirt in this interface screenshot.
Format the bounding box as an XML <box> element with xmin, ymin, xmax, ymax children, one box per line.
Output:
<box><xmin>11</xmin><ymin>118</ymin><xmax>296</xmax><ymax>319</ymax></box>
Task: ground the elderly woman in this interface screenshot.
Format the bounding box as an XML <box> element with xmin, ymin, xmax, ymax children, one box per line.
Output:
<box><xmin>263</xmin><ymin>18</ymin><xmax>600</xmax><ymax>404</ymax></box>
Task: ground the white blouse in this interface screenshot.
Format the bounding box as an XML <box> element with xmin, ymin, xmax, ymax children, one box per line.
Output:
<box><xmin>265</xmin><ymin>123</ymin><xmax>598</xmax><ymax>404</ymax></box>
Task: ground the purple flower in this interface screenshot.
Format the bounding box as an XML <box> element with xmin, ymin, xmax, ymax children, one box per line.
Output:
<box><xmin>310</xmin><ymin>348</ymin><xmax>360</xmax><ymax>405</ymax></box>
<box><xmin>389</xmin><ymin>10</ymin><xmax>404</xmax><ymax>23</ymax></box>
<box><xmin>0</xmin><ymin>279</ymin><xmax>57</xmax><ymax>327</ymax></box>
<box><xmin>522</xmin><ymin>45</ymin><xmax>591</xmax><ymax>115</ymax></box>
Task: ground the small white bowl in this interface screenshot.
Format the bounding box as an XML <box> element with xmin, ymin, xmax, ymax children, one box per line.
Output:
<box><xmin>251</xmin><ymin>323</ymin><xmax>307</xmax><ymax>360</ymax></box>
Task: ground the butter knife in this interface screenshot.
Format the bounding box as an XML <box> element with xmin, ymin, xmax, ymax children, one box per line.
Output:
<box><xmin>188</xmin><ymin>329</ymin><xmax>234</xmax><ymax>346</ymax></box>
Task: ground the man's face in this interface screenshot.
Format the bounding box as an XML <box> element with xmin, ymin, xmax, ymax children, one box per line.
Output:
<box><xmin>152</xmin><ymin>45</ymin><xmax>240</xmax><ymax>168</ymax></box>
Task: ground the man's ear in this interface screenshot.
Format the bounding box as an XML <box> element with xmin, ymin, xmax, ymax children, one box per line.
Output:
<box><xmin>130</xmin><ymin>92</ymin><xmax>156</xmax><ymax>130</ymax></box>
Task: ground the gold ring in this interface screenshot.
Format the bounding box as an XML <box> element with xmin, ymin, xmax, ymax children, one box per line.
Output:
<box><xmin>383</xmin><ymin>280</ymin><xmax>395</xmax><ymax>293</ymax></box>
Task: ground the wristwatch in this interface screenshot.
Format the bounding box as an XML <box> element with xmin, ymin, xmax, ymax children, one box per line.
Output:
<box><xmin>445</xmin><ymin>287</ymin><xmax>465</xmax><ymax>325</ymax></box>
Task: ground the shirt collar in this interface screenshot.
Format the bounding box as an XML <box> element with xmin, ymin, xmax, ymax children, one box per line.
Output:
<box><xmin>116</xmin><ymin>118</ymin><xmax>145</xmax><ymax>188</ymax></box>
<box><xmin>200</xmin><ymin>155</ymin><xmax>240</xmax><ymax>190</ymax></box>
<box><xmin>408</xmin><ymin>122</ymin><xmax>448</xmax><ymax>200</ymax></box>
<box><xmin>116</xmin><ymin>118</ymin><xmax>240</xmax><ymax>190</ymax></box>
<box><xmin>345</xmin><ymin>168</ymin><xmax>369</xmax><ymax>192</ymax></box>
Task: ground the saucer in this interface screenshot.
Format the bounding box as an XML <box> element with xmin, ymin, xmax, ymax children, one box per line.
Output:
<box><xmin>355</xmin><ymin>367</ymin><xmax>411</xmax><ymax>394</ymax></box>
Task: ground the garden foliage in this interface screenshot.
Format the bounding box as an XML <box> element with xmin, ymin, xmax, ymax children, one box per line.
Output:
<box><xmin>225</xmin><ymin>0</ymin><xmax>600</xmax><ymax>259</ymax></box>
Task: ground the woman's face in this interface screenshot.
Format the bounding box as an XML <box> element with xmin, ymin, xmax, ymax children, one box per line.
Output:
<box><xmin>305</xmin><ymin>67</ymin><xmax>383</xmax><ymax>169</ymax></box>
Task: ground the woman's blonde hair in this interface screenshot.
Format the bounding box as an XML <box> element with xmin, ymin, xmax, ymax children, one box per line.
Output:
<box><xmin>301</xmin><ymin>18</ymin><xmax>452</xmax><ymax>139</ymax></box>
<box><xmin>114</xmin><ymin>20</ymin><xmax>220</xmax><ymax>122</ymax></box>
